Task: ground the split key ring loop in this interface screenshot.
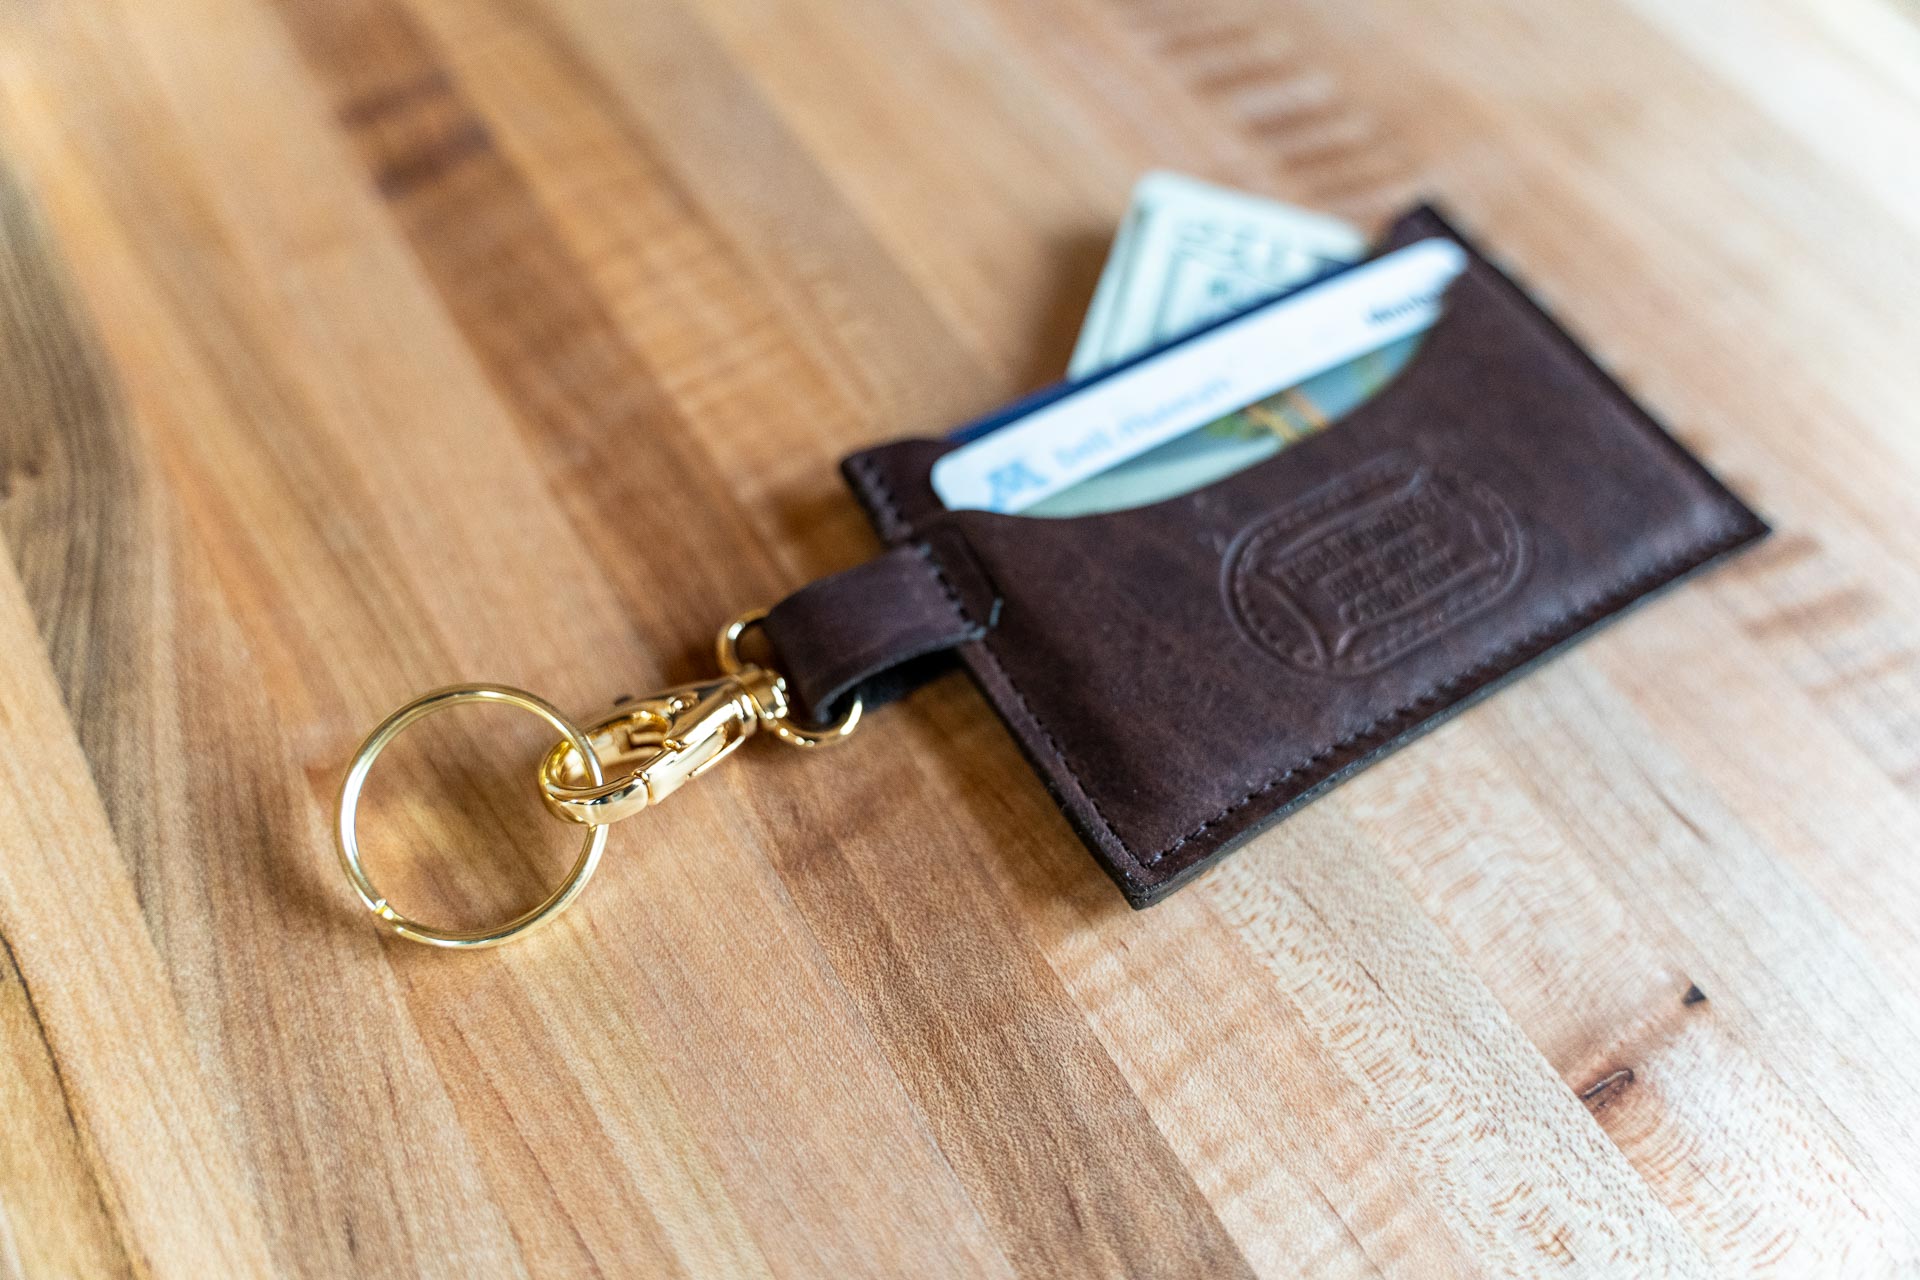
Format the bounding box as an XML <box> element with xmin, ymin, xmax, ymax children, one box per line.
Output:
<box><xmin>334</xmin><ymin>612</ymin><xmax>863</xmax><ymax>950</ymax></box>
<box><xmin>335</xmin><ymin>685</ymin><xmax>608</xmax><ymax>950</ymax></box>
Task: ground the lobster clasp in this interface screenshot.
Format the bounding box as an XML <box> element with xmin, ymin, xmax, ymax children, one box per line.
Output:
<box><xmin>538</xmin><ymin>669</ymin><xmax>785</xmax><ymax>826</ymax></box>
<box><xmin>537</xmin><ymin>610</ymin><xmax>865</xmax><ymax>828</ymax></box>
<box><xmin>334</xmin><ymin>610</ymin><xmax>866</xmax><ymax>950</ymax></box>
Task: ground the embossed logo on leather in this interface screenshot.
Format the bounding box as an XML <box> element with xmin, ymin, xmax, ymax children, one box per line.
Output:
<box><xmin>1225</xmin><ymin>454</ymin><xmax>1527</xmax><ymax>676</ymax></box>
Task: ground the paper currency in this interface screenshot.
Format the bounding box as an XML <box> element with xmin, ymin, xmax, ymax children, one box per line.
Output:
<box><xmin>1017</xmin><ymin>175</ymin><xmax>1434</xmax><ymax>516</ymax></box>
<box><xmin>1068</xmin><ymin>172</ymin><xmax>1365</xmax><ymax>377</ymax></box>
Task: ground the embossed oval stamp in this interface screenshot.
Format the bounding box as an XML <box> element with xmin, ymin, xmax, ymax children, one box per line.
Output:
<box><xmin>1224</xmin><ymin>453</ymin><xmax>1527</xmax><ymax>676</ymax></box>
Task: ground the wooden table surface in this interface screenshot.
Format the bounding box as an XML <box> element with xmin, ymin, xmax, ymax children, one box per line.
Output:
<box><xmin>4</xmin><ymin>0</ymin><xmax>1920</xmax><ymax>1275</ymax></box>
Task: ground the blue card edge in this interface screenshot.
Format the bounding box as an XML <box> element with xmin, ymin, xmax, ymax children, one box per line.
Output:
<box><xmin>944</xmin><ymin>249</ymin><xmax>1374</xmax><ymax>445</ymax></box>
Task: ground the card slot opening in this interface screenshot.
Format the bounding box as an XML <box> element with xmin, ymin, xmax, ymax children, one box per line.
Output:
<box><xmin>834</xmin><ymin>209</ymin><xmax>1769</xmax><ymax>906</ymax></box>
<box><xmin>924</xmin><ymin>262</ymin><xmax>1493</xmax><ymax>534</ymax></box>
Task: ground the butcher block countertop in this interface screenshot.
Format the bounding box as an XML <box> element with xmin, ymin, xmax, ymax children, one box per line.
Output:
<box><xmin>3</xmin><ymin>0</ymin><xmax>1919</xmax><ymax>1275</ymax></box>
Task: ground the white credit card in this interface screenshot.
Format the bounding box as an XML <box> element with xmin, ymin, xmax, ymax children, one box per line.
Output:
<box><xmin>932</xmin><ymin>237</ymin><xmax>1467</xmax><ymax>515</ymax></box>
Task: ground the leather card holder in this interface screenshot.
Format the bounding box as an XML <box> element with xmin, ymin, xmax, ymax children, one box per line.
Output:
<box><xmin>800</xmin><ymin>204</ymin><xmax>1769</xmax><ymax>907</ymax></box>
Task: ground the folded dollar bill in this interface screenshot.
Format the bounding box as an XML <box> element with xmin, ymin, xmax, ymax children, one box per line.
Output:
<box><xmin>1025</xmin><ymin>175</ymin><xmax>1430</xmax><ymax>516</ymax></box>
<box><xmin>1069</xmin><ymin>172</ymin><xmax>1365</xmax><ymax>377</ymax></box>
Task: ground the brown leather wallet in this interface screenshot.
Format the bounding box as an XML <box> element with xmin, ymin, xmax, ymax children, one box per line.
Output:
<box><xmin>763</xmin><ymin>204</ymin><xmax>1769</xmax><ymax>907</ymax></box>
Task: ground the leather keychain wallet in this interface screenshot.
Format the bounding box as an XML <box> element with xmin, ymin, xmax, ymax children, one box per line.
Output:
<box><xmin>759</xmin><ymin>204</ymin><xmax>1769</xmax><ymax>907</ymax></box>
<box><xmin>335</xmin><ymin>203</ymin><xmax>1775</xmax><ymax>948</ymax></box>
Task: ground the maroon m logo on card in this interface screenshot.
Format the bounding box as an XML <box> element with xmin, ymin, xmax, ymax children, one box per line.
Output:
<box><xmin>1225</xmin><ymin>454</ymin><xmax>1527</xmax><ymax>676</ymax></box>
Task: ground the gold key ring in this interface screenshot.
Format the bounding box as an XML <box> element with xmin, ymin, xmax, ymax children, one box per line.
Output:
<box><xmin>336</xmin><ymin>613</ymin><xmax>860</xmax><ymax>948</ymax></box>
<box><xmin>336</xmin><ymin>684</ymin><xmax>608</xmax><ymax>949</ymax></box>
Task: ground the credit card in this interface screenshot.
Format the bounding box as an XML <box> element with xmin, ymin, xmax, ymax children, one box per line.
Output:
<box><xmin>1024</xmin><ymin>333</ymin><xmax>1423</xmax><ymax>517</ymax></box>
<box><xmin>931</xmin><ymin>237</ymin><xmax>1465</xmax><ymax>515</ymax></box>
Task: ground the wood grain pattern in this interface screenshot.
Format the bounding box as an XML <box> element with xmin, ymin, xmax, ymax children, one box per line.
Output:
<box><xmin>1</xmin><ymin>0</ymin><xmax>1917</xmax><ymax>1275</ymax></box>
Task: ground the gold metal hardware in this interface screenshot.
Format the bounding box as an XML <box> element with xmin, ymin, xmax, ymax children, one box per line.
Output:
<box><xmin>335</xmin><ymin>610</ymin><xmax>862</xmax><ymax>948</ymax></box>
<box><xmin>715</xmin><ymin>610</ymin><xmax>863</xmax><ymax>749</ymax></box>
<box><xmin>335</xmin><ymin>685</ymin><xmax>609</xmax><ymax>950</ymax></box>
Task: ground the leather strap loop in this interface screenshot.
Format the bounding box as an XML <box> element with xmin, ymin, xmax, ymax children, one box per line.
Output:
<box><xmin>761</xmin><ymin>544</ymin><xmax>991</xmax><ymax>723</ymax></box>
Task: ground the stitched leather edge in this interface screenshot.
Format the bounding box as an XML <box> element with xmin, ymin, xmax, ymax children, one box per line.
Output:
<box><xmin>858</xmin><ymin>432</ymin><xmax>1755</xmax><ymax>884</ymax></box>
<box><xmin>843</xmin><ymin>459</ymin><xmax>996</xmax><ymax>656</ymax></box>
<box><xmin>843</xmin><ymin>227</ymin><xmax>1771</xmax><ymax>889</ymax></box>
<box><xmin>910</xmin><ymin>541</ymin><xmax>990</xmax><ymax>644</ymax></box>
<box><xmin>850</xmin><ymin>454</ymin><xmax>1148</xmax><ymax>882</ymax></box>
<box><xmin>1138</xmin><ymin>516</ymin><xmax>1757</xmax><ymax>867</ymax></box>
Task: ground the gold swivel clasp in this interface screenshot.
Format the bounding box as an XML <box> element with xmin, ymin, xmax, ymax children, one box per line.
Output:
<box><xmin>334</xmin><ymin>610</ymin><xmax>861</xmax><ymax>949</ymax></box>
<box><xmin>536</xmin><ymin>671</ymin><xmax>784</xmax><ymax>825</ymax></box>
<box><xmin>536</xmin><ymin>609</ymin><xmax>863</xmax><ymax>827</ymax></box>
